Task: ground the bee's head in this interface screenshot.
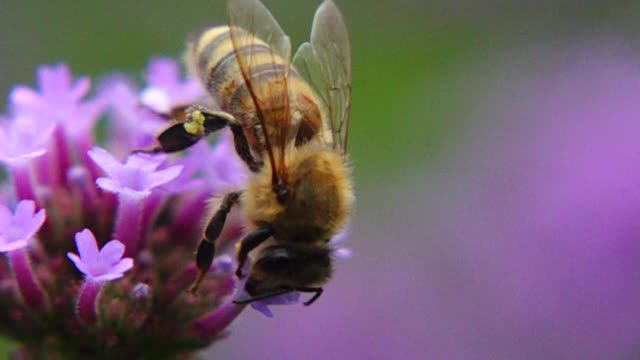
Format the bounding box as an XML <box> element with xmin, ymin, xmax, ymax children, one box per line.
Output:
<box><xmin>243</xmin><ymin>244</ymin><xmax>332</xmax><ymax>299</ymax></box>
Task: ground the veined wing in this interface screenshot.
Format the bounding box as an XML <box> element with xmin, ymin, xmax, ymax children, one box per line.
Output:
<box><xmin>227</xmin><ymin>0</ymin><xmax>292</xmax><ymax>186</ymax></box>
<box><xmin>293</xmin><ymin>0</ymin><xmax>351</xmax><ymax>155</ymax></box>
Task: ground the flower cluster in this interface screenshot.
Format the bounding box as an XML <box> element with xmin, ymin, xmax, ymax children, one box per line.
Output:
<box><xmin>0</xmin><ymin>59</ymin><xmax>350</xmax><ymax>358</ymax></box>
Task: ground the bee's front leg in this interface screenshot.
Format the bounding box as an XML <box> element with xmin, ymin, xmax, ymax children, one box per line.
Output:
<box><xmin>134</xmin><ymin>105</ymin><xmax>235</xmax><ymax>154</ymax></box>
<box><xmin>235</xmin><ymin>227</ymin><xmax>275</xmax><ymax>279</ymax></box>
<box><xmin>189</xmin><ymin>191</ymin><xmax>242</xmax><ymax>293</ymax></box>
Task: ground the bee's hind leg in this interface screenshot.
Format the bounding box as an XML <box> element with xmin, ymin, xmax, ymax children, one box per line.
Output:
<box><xmin>189</xmin><ymin>191</ymin><xmax>242</xmax><ymax>293</ymax></box>
<box><xmin>134</xmin><ymin>106</ymin><xmax>235</xmax><ymax>154</ymax></box>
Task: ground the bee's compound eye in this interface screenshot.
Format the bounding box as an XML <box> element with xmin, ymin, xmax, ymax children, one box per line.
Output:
<box><xmin>263</xmin><ymin>247</ymin><xmax>294</xmax><ymax>270</ymax></box>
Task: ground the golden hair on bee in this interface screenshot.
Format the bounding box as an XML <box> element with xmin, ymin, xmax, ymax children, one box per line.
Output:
<box><xmin>137</xmin><ymin>0</ymin><xmax>352</xmax><ymax>306</ymax></box>
<box><xmin>242</xmin><ymin>143</ymin><xmax>354</xmax><ymax>242</ymax></box>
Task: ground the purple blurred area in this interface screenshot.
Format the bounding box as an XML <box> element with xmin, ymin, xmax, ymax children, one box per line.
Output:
<box><xmin>208</xmin><ymin>43</ymin><xmax>640</xmax><ymax>359</ymax></box>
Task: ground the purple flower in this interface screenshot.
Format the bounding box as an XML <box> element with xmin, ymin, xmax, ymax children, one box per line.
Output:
<box><xmin>249</xmin><ymin>292</ymin><xmax>301</xmax><ymax>318</ymax></box>
<box><xmin>0</xmin><ymin>201</ymin><xmax>48</xmax><ymax>312</ymax></box>
<box><xmin>89</xmin><ymin>147</ymin><xmax>182</xmax><ymax>199</ymax></box>
<box><xmin>67</xmin><ymin>229</ymin><xmax>133</xmax><ymax>282</ymax></box>
<box><xmin>173</xmin><ymin>130</ymin><xmax>249</xmax><ymax>194</ymax></box>
<box><xmin>0</xmin><ymin>200</ymin><xmax>46</xmax><ymax>252</ymax></box>
<box><xmin>140</xmin><ymin>57</ymin><xmax>204</xmax><ymax>113</ymax></box>
<box><xmin>100</xmin><ymin>77</ymin><xmax>166</xmax><ymax>154</ymax></box>
<box><xmin>89</xmin><ymin>147</ymin><xmax>184</xmax><ymax>257</ymax></box>
<box><xmin>0</xmin><ymin>54</ymin><xmax>345</xmax><ymax>357</ymax></box>
<box><xmin>9</xmin><ymin>63</ymin><xmax>103</xmax><ymax>139</ymax></box>
<box><xmin>0</xmin><ymin>116</ymin><xmax>53</xmax><ymax>165</ymax></box>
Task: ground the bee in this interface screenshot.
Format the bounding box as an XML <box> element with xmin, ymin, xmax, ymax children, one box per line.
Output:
<box><xmin>142</xmin><ymin>0</ymin><xmax>352</xmax><ymax>306</ymax></box>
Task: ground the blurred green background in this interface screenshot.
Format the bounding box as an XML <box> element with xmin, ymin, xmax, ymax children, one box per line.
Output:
<box><xmin>2</xmin><ymin>0</ymin><xmax>639</xmax><ymax>179</ymax></box>
<box><xmin>2</xmin><ymin>0</ymin><xmax>640</xmax><ymax>358</ymax></box>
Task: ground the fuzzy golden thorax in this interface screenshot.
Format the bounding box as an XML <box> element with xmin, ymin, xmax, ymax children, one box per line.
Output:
<box><xmin>242</xmin><ymin>143</ymin><xmax>353</xmax><ymax>243</ymax></box>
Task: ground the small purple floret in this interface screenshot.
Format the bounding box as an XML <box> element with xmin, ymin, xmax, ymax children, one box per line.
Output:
<box><xmin>67</xmin><ymin>229</ymin><xmax>133</xmax><ymax>282</ymax></box>
<box><xmin>140</xmin><ymin>57</ymin><xmax>204</xmax><ymax>113</ymax></box>
<box><xmin>89</xmin><ymin>147</ymin><xmax>183</xmax><ymax>199</ymax></box>
<box><xmin>0</xmin><ymin>200</ymin><xmax>46</xmax><ymax>253</ymax></box>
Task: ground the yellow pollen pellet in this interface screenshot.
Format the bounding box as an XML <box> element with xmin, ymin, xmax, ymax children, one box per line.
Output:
<box><xmin>184</xmin><ymin>121</ymin><xmax>204</xmax><ymax>136</ymax></box>
<box><xmin>192</xmin><ymin>110</ymin><xmax>205</xmax><ymax>126</ymax></box>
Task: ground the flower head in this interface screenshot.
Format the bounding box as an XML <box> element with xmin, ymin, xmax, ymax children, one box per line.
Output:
<box><xmin>0</xmin><ymin>200</ymin><xmax>46</xmax><ymax>252</ymax></box>
<box><xmin>0</xmin><ymin>63</ymin><xmax>250</xmax><ymax>358</ymax></box>
<box><xmin>89</xmin><ymin>147</ymin><xmax>182</xmax><ymax>200</ymax></box>
<box><xmin>67</xmin><ymin>229</ymin><xmax>133</xmax><ymax>282</ymax></box>
<box><xmin>0</xmin><ymin>53</ymin><xmax>351</xmax><ymax>356</ymax></box>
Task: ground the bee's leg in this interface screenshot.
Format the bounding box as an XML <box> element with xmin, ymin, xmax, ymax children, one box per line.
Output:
<box><xmin>296</xmin><ymin>287</ymin><xmax>324</xmax><ymax>306</ymax></box>
<box><xmin>235</xmin><ymin>227</ymin><xmax>275</xmax><ymax>279</ymax></box>
<box><xmin>228</xmin><ymin>124</ymin><xmax>263</xmax><ymax>172</ymax></box>
<box><xmin>134</xmin><ymin>106</ymin><xmax>235</xmax><ymax>154</ymax></box>
<box><xmin>189</xmin><ymin>191</ymin><xmax>242</xmax><ymax>293</ymax></box>
<box><xmin>232</xmin><ymin>287</ymin><xmax>294</xmax><ymax>305</ymax></box>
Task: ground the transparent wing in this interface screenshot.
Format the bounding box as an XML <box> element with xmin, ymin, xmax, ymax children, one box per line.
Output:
<box><xmin>292</xmin><ymin>43</ymin><xmax>332</xmax><ymax>146</ymax></box>
<box><xmin>227</xmin><ymin>0</ymin><xmax>292</xmax><ymax>182</ymax></box>
<box><xmin>294</xmin><ymin>0</ymin><xmax>351</xmax><ymax>154</ymax></box>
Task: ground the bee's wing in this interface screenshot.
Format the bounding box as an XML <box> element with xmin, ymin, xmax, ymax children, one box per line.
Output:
<box><xmin>227</xmin><ymin>0</ymin><xmax>292</xmax><ymax>182</ymax></box>
<box><xmin>293</xmin><ymin>0</ymin><xmax>352</xmax><ymax>154</ymax></box>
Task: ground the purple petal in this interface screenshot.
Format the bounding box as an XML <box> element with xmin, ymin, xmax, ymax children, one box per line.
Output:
<box><xmin>96</xmin><ymin>178</ymin><xmax>124</xmax><ymax>194</ymax></box>
<box><xmin>98</xmin><ymin>240</ymin><xmax>125</xmax><ymax>265</ymax></box>
<box><xmin>145</xmin><ymin>165</ymin><xmax>183</xmax><ymax>189</ymax></box>
<box><xmin>69</xmin><ymin>77</ymin><xmax>91</xmax><ymax>101</ymax></box>
<box><xmin>119</xmin><ymin>187</ymin><xmax>151</xmax><ymax>201</ymax></box>
<box><xmin>110</xmin><ymin>258</ymin><xmax>134</xmax><ymax>274</ymax></box>
<box><xmin>39</xmin><ymin>64</ymin><xmax>71</xmax><ymax>95</ymax></box>
<box><xmin>9</xmin><ymin>86</ymin><xmax>41</xmax><ymax>108</ymax></box>
<box><xmin>0</xmin><ymin>202</ymin><xmax>46</xmax><ymax>246</ymax></box>
<box><xmin>0</xmin><ymin>239</ymin><xmax>28</xmax><ymax>252</ymax></box>
<box><xmin>0</xmin><ymin>204</ymin><xmax>13</xmax><ymax>228</ymax></box>
<box><xmin>127</xmin><ymin>153</ymin><xmax>165</xmax><ymax>170</ymax></box>
<box><xmin>334</xmin><ymin>247</ymin><xmax>353</xmax><ymax>260</ymax></box>
<box><xmin>250</xmin><ymin>302</ymin><xmax>274</xmax><ymax>318</ymax></box>
<box><xmin>92</xmin><ymin>272</ymin><xmax>125</xmax><ymax>283</ymax></box>
<box><xmin>260</xmin><ymin>291</ymin><xmax>301</xmax><ymax>306</ymax></box>
<box><xmin>74</xmin><ymin>229</ymin><xmax>99</xmax><ymax>262</ymax></box>
<box><xmin>14</xmin><ymin>200</ymin><xmax>35</xmax><ymax>221</ymax></box>
<box><xmin>145</xmin><ymin>58</ymin><xmax>180</xmax><ymax>86</ymax></box>
<box><xmin>67</xmin><ymin>252</ymin><xmax>90</xmax><ymax>275</ymax></box>
<box><xmin>212</xmin><ymin>255</ymin><xmax>235</xmax><ymax>275</ymax></box>
<box><xmin>248</xmin><ymin>292</ymin><xmax>301</xmax><ymax>318</ymax></box>
<box><xmin>329</xmin><ymin>228</ymin><xmax>350</xmax><ymax>245</ymax></box>
<box><xmin>88</xmin><ymin>147</ymin><xmax>123</xmax><ymax>179</ymax></box>
<box><xmin>139</xmin><ymin>88</ymin><xmax>171</xmax><ymax>113</ymax></box>
<box><xmin>23</xmin><ymin>209</ymin><xmax>46</xmax><ymax>239</ymax></box>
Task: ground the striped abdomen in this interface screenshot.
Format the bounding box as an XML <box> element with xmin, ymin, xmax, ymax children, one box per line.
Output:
<box><xmin>185</xmin><ymin>26</ymin><xmax>324</xmax><ymax>150</ymax></box>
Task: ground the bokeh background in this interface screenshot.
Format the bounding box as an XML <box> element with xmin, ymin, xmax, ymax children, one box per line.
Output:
<box><xmin>2</xmin><ymin>0</ymin><xmax>640</xmax><ymax>359</ymax></box>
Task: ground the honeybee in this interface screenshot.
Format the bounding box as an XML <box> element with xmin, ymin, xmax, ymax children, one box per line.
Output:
<box><xmin>143</xmin><ymin>0</ymin><xmax>352</xmax><ymax>306</ymax></box>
